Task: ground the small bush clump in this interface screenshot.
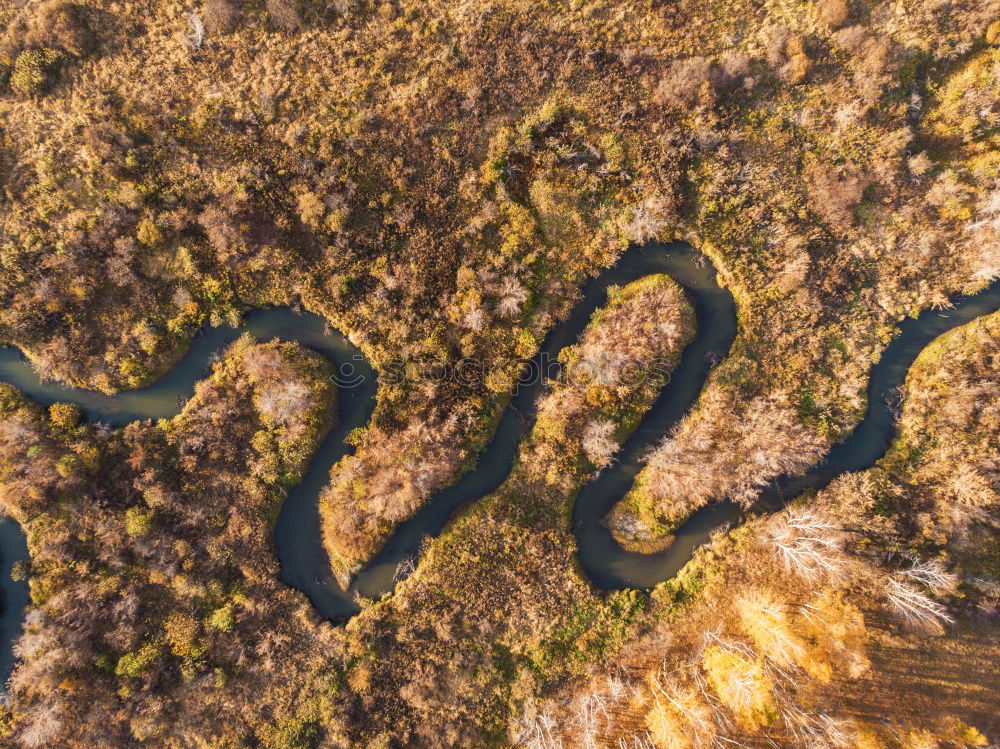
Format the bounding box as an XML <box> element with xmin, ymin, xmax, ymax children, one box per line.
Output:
<box><xmin>8</xmin><ymin>48</ymin><xmax>61</xmax><ymax>97</ymax></box>
<box><xmin>26</xmin><ymin>1</ymin><xmax>95</xmax><ymax>58</ymax></box>
<box><xmin>266</xmin><ymin>0</ymin><xmax>302</xmax><ymax>30</ymax></box>
<box><xmin>814</xmin><ymin>0</ymin><xmax>852</xmax><ymax>31</ymax></box>
<box><xmin>203</xmin><ymin>0</ymin><xmax>242</xmax><ymax>35</ymax></box>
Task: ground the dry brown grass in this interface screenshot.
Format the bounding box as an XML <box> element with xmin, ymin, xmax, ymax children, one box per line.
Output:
<box><xmin>1</xmin><ymin>0</ymin><xmax>999</xmax><ymax>744</ymax></box>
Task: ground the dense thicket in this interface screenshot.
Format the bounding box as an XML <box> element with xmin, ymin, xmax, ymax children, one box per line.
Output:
<box><xmin>1</xmin><ymin>0</ymin><xmax>997</xmax><ymax>571</ymax></box>
<box><xmin>333</xmin><ymin>274</ymin><xmax>694</xmax><ymax>745</ymax></box>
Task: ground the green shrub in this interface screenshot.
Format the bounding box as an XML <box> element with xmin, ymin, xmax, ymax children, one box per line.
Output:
<box><xmin>9</xmin><ymin>48</ymin><xmax>61</xmax><ymax>97</ymax></box>
<box><xmin>48</xmin><ymin>403</ymin><xmax>81</xmax><ymax>431</ymax></box>
<box><xmin>260</xmin><ymin>717</ymin><xmax>322</xmax><ymax>749</ymax></box>
<box><xmin>115</xmin><ymin>643</ymin><xmax>161</xmax><ymax>678</ymax></box>
<box><xmin>55</xmin><ymin>453</ymin><xmax>81</xmax><ymax>478</ymax></box>
<box><xmin>124</xmin><ymin>507</ymin><xmax>155</xmax><ymax>537</ymax></box>
<box><xmin>208</xmin><ymin>603</ymin><xmax>235</xmax><ymax>633</ymax></box>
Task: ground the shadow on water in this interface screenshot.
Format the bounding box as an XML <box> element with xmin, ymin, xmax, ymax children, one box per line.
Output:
<box><xmin>0</xmin><ymin>240</ymin><xmax>998</xmax><ymax>683</ymax></box>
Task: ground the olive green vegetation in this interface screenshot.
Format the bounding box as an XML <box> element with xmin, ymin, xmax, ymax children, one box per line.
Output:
<box><xmin>1</xmin><ymin>0</ymin><xmax>1000</xmax><ymax>745</ymax></box>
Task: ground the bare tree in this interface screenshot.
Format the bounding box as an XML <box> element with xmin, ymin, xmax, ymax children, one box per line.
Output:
<box><xmin>901</xmin><ymin>559</ymin><xmax>959</xmax><ymax>595</ymax></box>
<box><xmin>654</xmin><ymin>57</ymin><xmax>717</xmax><ymax>108</ymax></box>
<box><xmin>624</xmin><ymin>197</ymin><xmax>672</xmax><ymax>243</ymax></box>
<box><xmin>516</xmin><ymin>709</ymin><xmax>563</xmax><ymax>749</ymax></box>
<box><xmin>257</xmin><ymin>380</ymin><xmax>310</xmax><ymax>427</ymax></box>
<box><xmin>967</xmin><ymin>188</ymin><xmax>1000</xmax><ymax>282</ymax></box>
<box><xmin>582</xmin><ymin>419</ymin><xmax>618</xmax><ymax>468</ymax></box>
<box><xmin>18</xmin><ymin>701</ymin><xmax>64</xmax><ymax>748</ymax></box>
<box><xmin>885</xmin><ymin>576</ymin><xmax>953</xmax><ymax>628</ymax></box>
<box><xmin>769</xmin><ymin>509</ymin><xmax>848</xmax><ymax>582</ymax></box>
<box><xmin>647</xmin><ymin>665</ymin><xmax>722</xmax><ymax>748</ymax></box>
<box><xmin>779</xmin><ymin>701</ymin><xmax>855</xmax><ymax>748</ymax></box>
<box><xmin>496</xmin><ymin>276</ymin><xmax>528</xmax><ymax>317</ymax></box>
<box><xmin>639</xmin><ymin>391</ymin><xmax>827</xmax><ymax>526</ymax></box>
<box><xmin>618</xmin><ymin>734</ymin><xmax>659</xmax><ymax>749</ymax></box>
<box><xmin>737</xmin><ymin>590</ymin><xmax>808</xmax><ymax>671</ymax></box>
<box><xmin>393</xmin><ymin>555</ymin><xmax>417</xmax><ymax>583</ymax></box>
<box><xmin>186</xmin><ymin>12</ymin><xmax>205</xmax><ymax>49</ymax></box>
<box><xmin>576</xmin><ymin>693</ymin><xmax>609</xmax><ymax>749</ymax></box>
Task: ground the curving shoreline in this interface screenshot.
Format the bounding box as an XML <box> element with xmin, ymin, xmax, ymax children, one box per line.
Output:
<box><xmin>0</xmin><ymin>240</ymin><xmax>998</xmax><ymax>687</ymax></box>
<box><xmin>343</xmin><ymin>241</ymin><xmax>736</xmax><ymax>610</ymax></box>
<box><xmin>576</xmin><ymin>256</ymin><xmax>1000</xmax><ymax>592</ymax></box>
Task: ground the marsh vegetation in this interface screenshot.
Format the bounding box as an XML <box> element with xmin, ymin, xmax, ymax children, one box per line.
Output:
<box><xmin>0</xmin><ymin>0</ymin><xmax>999</xmax><ymax>745</ymax></box>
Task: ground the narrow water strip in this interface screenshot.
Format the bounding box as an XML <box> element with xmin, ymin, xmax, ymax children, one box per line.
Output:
<box><xmin>0</xmin><ymin>241</ymin><xmax>997</xmax><ymax>688</ymax></box>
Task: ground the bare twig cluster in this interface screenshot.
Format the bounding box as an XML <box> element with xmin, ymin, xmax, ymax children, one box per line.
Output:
<box><xmin>885</xmin><ymin>559</ymin><xmax>958</xmax><ymax>629</ymax></box>
<box><xmin>769</xmin><ymin>509</ymin><xmax>850</xmax><ymax>583</ymax></box>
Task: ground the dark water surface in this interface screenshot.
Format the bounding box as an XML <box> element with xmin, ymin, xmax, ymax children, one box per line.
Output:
<box><xmin>0</xmin><ymin>241</ymin><xmax>998</xmax><ymax>686</ymax></box>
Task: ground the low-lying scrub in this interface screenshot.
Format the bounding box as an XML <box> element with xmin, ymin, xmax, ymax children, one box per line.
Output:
<box><xmin>336</xmin><ymin>274</ymin><xmax>695</xmax><ymax>744</ymax></box>
<box><xmin>0</xmin><ymin>338</ymin><xmax>343</xmax><ymax>746</ymax></box>
<box><xmin>1</xmin><ymin>0</ymin><xmax>999</xmax><ymax>744</ymax></box>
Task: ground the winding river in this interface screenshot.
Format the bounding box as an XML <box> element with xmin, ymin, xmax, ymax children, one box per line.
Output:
<box><xmin>1</xmin><ymin>240</ymin><xmax>998</xmax><ymax>686</ymax></box>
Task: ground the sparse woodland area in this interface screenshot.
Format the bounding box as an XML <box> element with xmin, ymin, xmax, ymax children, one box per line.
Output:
<box><xmin>0</xmin><ymin>0</ymin><xmax>998</xmax><ymax>745</ymax></box>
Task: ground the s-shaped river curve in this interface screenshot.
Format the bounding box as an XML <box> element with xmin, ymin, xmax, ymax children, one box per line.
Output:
<box><xmin>1</xmin><ymin>241</ymin><xmax>998</xmax><ymax>686</ymax></box>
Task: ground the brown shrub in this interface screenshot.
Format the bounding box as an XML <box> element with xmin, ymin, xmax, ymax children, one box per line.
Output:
<box><xmin>762</xmin><ymin>23</ymin><xmax>791</xmax><ymax>67</ymax></box>
<box><xmin>831</xmin><ymin>24</ymin><xmax>870</xmax><ymax>53</ymax></box>
<box><xmin>654</xmin><ymin>56</ymin><xmax>717</xmax><ymax>108</ymax></box>
<box><xmin>760</xmin><ymin>24</ymin><xmax>812</xmax><ymax>84</ymax></box>
<box><xmin>804</xmin><ymin>161</ymin><xmax>867</xmax><ymax>231</ymax></box>
<box><xmin>198</xmin><ymin>204</ymin><xmax>244</xmax><ymax>262</ymax></box>
<box><xmin>203</xmin><ymin>0</ymin><xmax>242</xmax><ymax>35</ymax></box>
<box><xmin>815</xmin><ymin>0</ymin><xmax>852</xmax><ymax>31</ymax></box>
<box><xmin>718</xmin><ymin>51</ymin><xmax>752</xmax><ymax>85</ymax></box>
<box><xmin>853</xmin><ymin>35</ymin><xmax>898</xmax><ymax>101</ymax></box>
<box><xmin>830</xmin><ymin>26</ymin><xmax>900</xmax><ymax>102</ymax></box>
<box><xmin>26</xmin><ymin>1</ymin><xmax>95</xmax><ymax>57</ymax></box>
<box><xmin>266</xmin><ymin>0</ymin><xmax>302</xmax><ymax>30</ymax></box>
<box><xmin>782</xmin><ymin>38</ymin><xmax>812</xmax><ymax>84</ymax></box>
